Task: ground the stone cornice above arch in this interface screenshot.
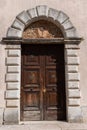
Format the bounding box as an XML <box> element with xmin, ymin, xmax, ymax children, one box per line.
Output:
<box><xmin>6</xmin><ymin>5</ymin><xmax>78</xmax><ymax>38</ymax></box>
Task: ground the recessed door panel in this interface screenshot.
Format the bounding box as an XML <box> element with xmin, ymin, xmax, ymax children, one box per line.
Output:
<box><xmin>24</xmin><ymin>55</ymin><xmax>40</xmax><ymax>66</ymax></box>
<box><xmin>46</xmin><ymin>69</ymin><xmax>57</xmax><ymax>86</ymax></box>
<box><xmin>23</xmin><ymin>69</ymin><xmax>40</xmax><ymax>87</ymax></box>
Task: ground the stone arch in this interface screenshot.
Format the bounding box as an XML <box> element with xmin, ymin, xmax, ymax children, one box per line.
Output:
<box><xmin>6</xmin><ymin>5</ymin><xmax>77</xmax><ymax>38</ymax></box>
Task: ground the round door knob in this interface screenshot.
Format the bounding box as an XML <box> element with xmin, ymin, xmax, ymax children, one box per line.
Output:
<box><xmin>43</xmin><ymin>88</ymin><xmax>46</xmax><ymax>93</ymax></box>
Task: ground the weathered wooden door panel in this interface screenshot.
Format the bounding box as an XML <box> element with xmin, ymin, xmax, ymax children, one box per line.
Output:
<box><xmin>21</xmin><ymin>46</ymin><xmax>42</xmax><ymax>121</ymax></box>
<box><xmin>21</xmin><ymin>44</ymin><xmax>66</xmax><ymax>121</ymax></box>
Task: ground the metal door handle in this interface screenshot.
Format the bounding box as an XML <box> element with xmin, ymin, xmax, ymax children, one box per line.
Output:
<box><xmin>43</xmin><ymin>88</ymin><xmax>46</xmax><ymax>93</ymax></box>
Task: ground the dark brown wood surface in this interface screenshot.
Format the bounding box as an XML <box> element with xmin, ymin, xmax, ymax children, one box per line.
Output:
<box><xmin>21</xmin><ymin>44</ymin><xmax>66</xmax><ymax>121</ymax></box>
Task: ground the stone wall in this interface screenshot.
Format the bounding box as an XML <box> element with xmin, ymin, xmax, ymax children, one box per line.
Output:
<box><xmin>4</xmin><ymin>44</ymin><xmax>21</xmax><ymax>124</ymax></box>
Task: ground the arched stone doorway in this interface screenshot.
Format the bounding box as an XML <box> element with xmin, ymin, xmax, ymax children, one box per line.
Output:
<box><xmin>21</xmin><ymin>20</ymin><xmax>66</xmax><ymax>121</ymax></box>
<box><xmin>3</xmin><ymin>5</ymin><xmax>82</xmax><ymax>124</ymax></box>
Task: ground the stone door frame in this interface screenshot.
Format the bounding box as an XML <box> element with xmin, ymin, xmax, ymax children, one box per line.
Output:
<box><xmin>3</xmin><ymin>5</ymin><xmax>82</xmax><ymax>124</ymax></box>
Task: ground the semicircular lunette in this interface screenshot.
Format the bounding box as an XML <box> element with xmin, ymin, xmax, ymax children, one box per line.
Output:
<box><xmin>22</xmin><ymin>20</ymin><xmax>64</xmax><ymax>39</ymax></box>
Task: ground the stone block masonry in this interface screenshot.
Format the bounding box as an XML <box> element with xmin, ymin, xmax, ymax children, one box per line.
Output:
<box><xmin>4</xmin><ymin>44</ymin><xmax>21</xmax><ymax>124</ymax></box>
<box><xmin>65</xmin><ymin>47</ymin><xmax>82</xmax><ymax>122</ymax></box>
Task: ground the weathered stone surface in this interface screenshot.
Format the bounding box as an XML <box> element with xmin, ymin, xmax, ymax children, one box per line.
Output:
<box><xmin>66</xmin><ymin>49</ymin><xmax>78</xmax><ymax>56</ymax></box>
<box><xmin>6</xmin><ymin>100</ymin><xmax>19</xmax><ymax>107</ymax></box>
<box><xmin>68</xmin><ymin>73</ymin><xmax>80</xmax><ymax>81</ymax></box>
<box><xmin>6</xmin><ymin>45</ymin><xmax>21</xmax><ymax>49</ymax></box>
<box><xmin>0</xmin><ymin>108</ymin><xmax>4</xmax><ymax>124</ymax></box>
<box><xmin>7</xmin><ymin>83</ymin><xmax>20</xmax><ymax>90</ymax></box>
<box><xmin>67</xmin><ymin>65</ymin><xmax>78</xmax><ymax>72</ymax></box>
<box><xmin>7</xmin><ymin>66</ymin><xmax>20</xmax><ymax>73</ymax></box>
<box><xmin>27</xmin><ymin>8</ymin><xmax>37</xmax><ymax>18</ymax></box>
<box><xmin>6</xmin><ymin>74</ymin><xmax>20</xmax><ymax>82</ymax></box>
<box><xmin>17</xmin><ymin>11</ymin><xmax>31</xmax><ymax>25</ymax></box>
<box><xmin>12</xmin><ymin>18</ymin><xmax>25</xmax><ymax>31</ymax></box>
<box><xmin>68</xmin><ymin>81</ymin><xmax>79</xmax><ymax>89</ymax></box>
<box><xmin>62</xmin><ymin>19</ymin><xmax>73</xmax><ymax>30</ymax></box>
<box><xmin>36</xmin><ymin>5</ymin><xmax>48</xmax><ymax>17</ymax></box>
<box><xmin>68</xmin><ymin>98</ymin><xmax>80</xmax><ymax>106</ymax></box>
<box><xmin>68</xmin><ymin>107</ymin><xmax>83</xmax><ymax>122</ymax></box>
<box><xmin>7</xmin><ymin>27</ymin><xmax>22</xmax><ymax>37</ymax></box>
<box><xmin>56</xmin><ymin>11</ymin><xmax>69</xmax><ymax>24</ymax></box>
<box><xmin>6</xmin><ymin>57</ymin><xmax>20</xmax><ymax>65</ymax></box>
<box><xmin>65</xmin><ymin>44</ymin><xmax>80</xmax><ymax>49</ymax></box>
<box><xmin>81</xmin><ymin>106</ymin><xmax>87</xmax><ymax>123</ymax></box>
<box><xmin>65</xmin><ymin>27</ymin><xmax>77</xmax><ymax>38</ymax></box>
<box><xmin>5</xmin><ymin>90</ymin><xmax>20</xmax><ymax>99</ymax></box>
<box><xmin>4</xmin><ymin>108</ymin><xmax>19</xmax><ymax>124</ymax></box>
<box><xmin>68</xmin><ymin>89</ymin><xmax>80</xmax><ymax>98</ymax></box>
<box><xmin>1</xmin><ymin>123</ymin><xmax>87</xmax><ymax>129</ymax></box>
<box><xmin>6</xmin><ymin>6</ymin><xmax>78</xmax><ymax>39</ymax></box>
<box><xmin>67</xmin><ymin>57</ymin><xmax>80</xmax><ymax>65</ymax></box>
<box><xmin>48</xmin><ymin>8</ymin><xmax>59</xmax><ymax>20</ymax></box>
<box><xmin>8</xmin><ymin>50</ymin><xmax>20</xmax><ymax>56</ymax></box>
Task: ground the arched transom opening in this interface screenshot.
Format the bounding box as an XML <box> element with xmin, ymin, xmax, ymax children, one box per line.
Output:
<box><xmin>22</xmin><ymin>20</ymin><xmax>63</xmax><ymax>39</ymax></box>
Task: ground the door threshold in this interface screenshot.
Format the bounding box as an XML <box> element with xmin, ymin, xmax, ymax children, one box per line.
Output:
<box><xmin>19</xmin><ymin>121</ymin><xmax>61</xmax><ymax>125</ymax></box>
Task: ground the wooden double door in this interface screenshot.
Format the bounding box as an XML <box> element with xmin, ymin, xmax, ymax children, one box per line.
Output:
<box><xmin>21</xmin><ymin>44</ymin><xmax>66</xmax><ymax>121</ymax></box>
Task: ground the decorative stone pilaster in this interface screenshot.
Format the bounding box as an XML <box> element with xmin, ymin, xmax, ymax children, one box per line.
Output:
<box><xmin>4</xmin><ymin>44</ymin><xmax>21</xmax><ymax>124</ymax></box>
<box><xmin>65</xmin><ymin>44</ymin><xmax>83</xmax><ymax>122</ymax></box>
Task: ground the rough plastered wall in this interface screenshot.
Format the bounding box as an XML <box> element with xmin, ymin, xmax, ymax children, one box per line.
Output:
<box><xmin>0</xmin><ymin>0</ymin><xmax>87</xmax><ymax>122</ymax></box>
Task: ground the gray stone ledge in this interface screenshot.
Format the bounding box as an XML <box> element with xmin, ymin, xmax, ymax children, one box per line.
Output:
<box><xmin>4</xmin><ymin>108</ymin><xmax>19</xmax><ymax>124</ymax></box>
<box><xmin>7</xmin><ymin>83</ymin><xmax>20</xmax><ymax>90</ymax></box>
<box><xmin>36</xmin><ymin>5</ymin><xmax>48</xmax><ymax>17</ymax></box>
<box><xmin>67</xmin><ymin>65</ymin><xmax>78</xmax><ymax>72</ymax></box>
<box><xmin>6</xmin><ymin>73</ymin><xmax>20</xmax><ymax>82</ymax></box>
<box><xmin>7</xmin><ymin>27</ymin><xmax>22</xmax><ymax>37</ymax></box>
<box><xmin>12</xmin><ymin>18</ymin><xmax>25</xmax><ymax>31</ymax></box>
<box><xmin>68</xmin><ymin>81</ymin><xmax>79</xmax><ymax>89</ymax></box>
<box><xmin>68</xmin><ymin>73</ymin><xmax>80</xmax><ymax>81</ymax></box>
<box><xmin>68</xmin><ymin>98</ymin><xmax>80</xmax><ymax>106</ymax></box>
<box><xmin>65</xmin><ymin>44</ymin><xmax>80</xmax><ymax>49</ymax></box>
<box><xmin>8</xmin><ymin>50</ymin><xmax>20</xmax><ymax>57</ymax></box>
<box><xmin>7</xmin><ymin>66</ymin><xmax>20</xmax><ymax>73</ymax></box>
<box><xmin>5</xmin><ymin>90</ymin><xmax>20</xmax><ymax>99</ymax></box>
<box><xmin>66</xmin><ymin>49</ymin><xmax>78</xmax><ymax>56</ymax></box>
<box><xmin>6</xmin><ymin>45</ymin><xmax>21</xmax><ymax>49</ymax></box>
<box><xmin>27</xmin><ymin>8</ymin><xmax>37</xmax><ymax>18</ymax></box>
<box><xmin>16</xmin><ymin>11</ymin><xmax>31</xmax><ymax>25</ymax></box>
<box><xmin>6</xmin><ymin>100</ymin><xmax>19</xmax><ymax>107</ymax></box>
<box><xmin>67</xmin><ymin>57</ymin><xmax>80</xmax><ymax>65</ymax></box>
<box><xmin>6</xmin><ymin>57</ymin><xmax>20</xmax><ymax>65</ymax></box>
<box><xmin>48</xmin><ymin>8</ymin><xmax>59</xmax><ymax>20</ymax></box>
<box><xmin>68</xmin><ymin>89</ymin><xmax>80</xmax><ymax>98</ymax></box>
